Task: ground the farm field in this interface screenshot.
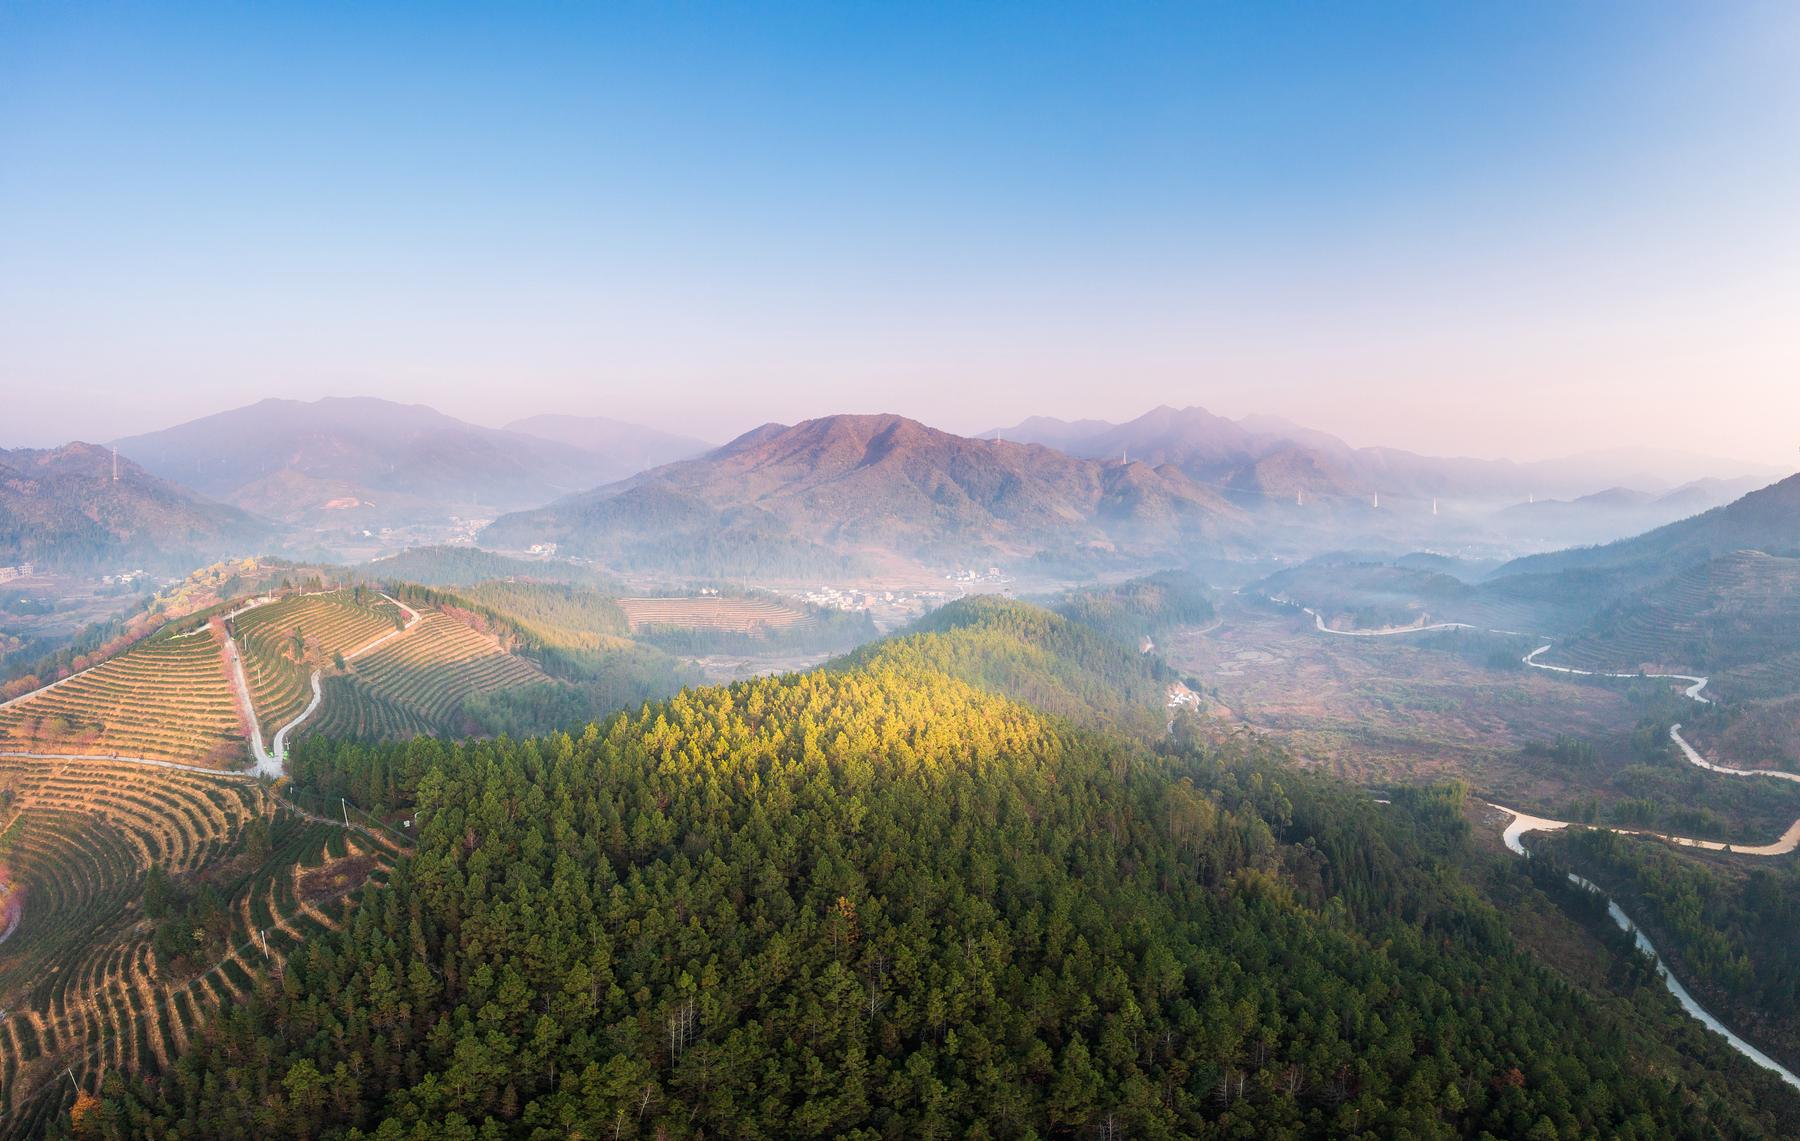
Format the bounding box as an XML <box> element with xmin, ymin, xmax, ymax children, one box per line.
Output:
<box><xmin>0</xmin><ymin>629</ymin><xmax>243</xmax><ymax>767</ymax></box>
<box><xmin>319</xmin><ymin>610</ymin><xmax>546</xmax><ymax>737</ymax></box>
<box><xmin>616</xmin><ymin>595</ymin><xmax>809</xmax><ymax>633</ymax></box>
<box><xmin>232</xmin><ymin>589</ymin><xmax>404</xmax><ymax>732</ymax></box>
<box><xmin>688</xmin><ymin>649</ymin><xmax>838</xmax><ymax>685</ymax></box>
<box><xmin>1169</xmin><ymin>596</ymin><xmax>1657</xmax><ymax>795</ymax></box>
<box><xmin>0</xmin><ymin>755</ymin><xmax>397</xmax><ymax>1137</ymax></box>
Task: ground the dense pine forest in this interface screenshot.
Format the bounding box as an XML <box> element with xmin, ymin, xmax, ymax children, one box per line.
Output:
<box><xmin>1050</xmin><ymin>570</ymin><xmax>1216</xmax><ymax>646</ymax></box>
<box><xmin>66</xmin><ymin>596</ymin><xmax>1800</xmax><ymax>1139</ymax></box>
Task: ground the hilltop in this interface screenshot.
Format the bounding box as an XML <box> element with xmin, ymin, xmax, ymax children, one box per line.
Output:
<box><xmin>484</xmin><ymin>413</ymin><xmax>1247</xmax><ymax>575</ymax></box>
<box><xmin>0</xmin><ymin>442</ymin><xmax>266</xmax><ymax>570</ymax></box>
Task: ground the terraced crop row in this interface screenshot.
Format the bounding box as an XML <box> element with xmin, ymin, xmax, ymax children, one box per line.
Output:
<box><xmin>0</xmin><ymin>757</ymin><xmax>393</xmax><ymax>1137</ymax></box>
<box><xmin>237</xmin><ymin>633</ymin><xmax>313</xmax><ymax>737</ymax></box>
<box><xmin>0</xmin><ymin>631</ymin><xmax>242</xmax><ymax>765</ymax></box>
<box><xmin>304</xmin><ymin>674</ymin><xmax>437</xmax><ymax>741</ymax></box>
<box><xmin>1716</xmin><ymin>651</ymin><xmax>1800</xmax><ymax>703</ymax></box>
<box><xmin>346</xmin><ymin>611</ymin><xmax>545</xmax><ymax>733</ymax></box>
<box><xmin>1554</xmin><ymin>553</ymin><xmax>1800</xmax><ymax>676</ymax></box>
<box><xmin>235</xmin><ymin>590</ymin><xmax>401</xmax><ymax>659</ymax></box>
<box><xmin>235</xmin><ymin>592</ymin><xmax>405</xmax><ymax>730</ymax></box>
<box><xmin>617</xmin><ymin>595</ymin><xmax>809</xmax><ymax>632</ymax></box>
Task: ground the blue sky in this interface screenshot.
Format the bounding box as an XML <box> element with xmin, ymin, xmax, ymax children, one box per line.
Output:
<box><xmin>2</xmin><ymin>2</ymin><xmax>1796</xmax><ymax>465</ymax></box>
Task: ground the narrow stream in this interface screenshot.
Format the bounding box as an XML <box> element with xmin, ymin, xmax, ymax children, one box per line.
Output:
<box><xmin>1500</xmin><ymin>811</ymin><xmax>1800</xmax><ymax>1089</ymax></box>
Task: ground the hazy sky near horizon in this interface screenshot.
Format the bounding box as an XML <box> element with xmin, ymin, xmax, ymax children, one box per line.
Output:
<box><xmin>3</xmin><ymin>2</ymin><xmax>1797</xmax><ymax>466</ymax></box>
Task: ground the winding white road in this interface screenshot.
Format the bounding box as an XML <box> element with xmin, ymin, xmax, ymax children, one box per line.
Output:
<box><xmin>1285</xmin><ymin>595</ymin><xmax>1800</xmax><ymax>1086</ymax></box>
<box><xmin>225</xmin><ymin>590</ymin><xmax>420</xmax><ymax>779</ymax></box>
<box><xmin>2</xmin><ymin>589</ymin><xmax>425</xmax><ymax>783</ymax></box>
<box><xmin>1522</xmin><ymin>644</ymin><xmax>1710</xmax><ymax>704</ymax></box>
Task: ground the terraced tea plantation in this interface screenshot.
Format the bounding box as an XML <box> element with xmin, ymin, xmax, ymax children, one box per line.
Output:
<box><xmin>306</xmin><ymin>674</ymin><xmax>438</xmax><ymax>741</ymax></box>
<box><xmin>617</xmin><ymin>594</ymin><xmax>809</xmax><ymax>633</ymax></box>
<box><xmin>0</xmin><ymin>630</ymin><xmax>243</xmax><ymax>767</ymax></box>
<box><xmin>1551</xmin><ymin>551</ymin><xmax>1800</xmax><ymax>677</ymax></box>
<box><xmin>0</xmin><ymin>756</ymin><xmax>397</xmax><ymax>1137</ymax></box>
<box><xmin>233</xmin><ymin>590</ymin><xmax>405</xmax><ymax>731</ymax></box>
<box><xmin>312</xmin><ymin>610</ymin><xmax>546</xmax><ymax>738</ymax></box>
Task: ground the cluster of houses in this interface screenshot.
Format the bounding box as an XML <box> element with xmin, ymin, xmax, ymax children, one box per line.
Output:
<box><xmin>943</xmin><ymin>566</ymin><xmax>1011</xmax><ymax>585</ymax></box>
<box><xmin>0</xmin><ymin>564</ymin><xmax>33</xmax><ymax>584</ymax></box>
<box><xmin>798</xmin><ymin>585</ymin><xmax>895</xmax><ymax>611</ymax></box>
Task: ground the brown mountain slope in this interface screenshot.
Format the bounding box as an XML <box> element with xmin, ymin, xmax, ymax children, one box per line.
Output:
<box><xmin>113</xmin><ymin>397</ymin><xmax>628</xmax><ymax>523</ymax></box>
<box><xmin>484</xmin><ymin>413</ymin><xmax>1246</xmax><ymax>574</ymax></box>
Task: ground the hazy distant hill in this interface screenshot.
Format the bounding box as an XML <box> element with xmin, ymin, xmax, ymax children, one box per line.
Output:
<box><xmin>987</xmin><ymin>405</ymin><xmax>1777</xmax><ymax>507</ymax></box>
<box><xmin>1256</xmin><ymin>557</ymin><xmax>1607</xmax><ymax>635</ymax></box>
<box><xmin>485</xmin><ymin>413</ymin><xmax>1246</xmax><ymax>575</ymax></box>
<box><xmin>976</xmin><ymin>414</ymin><xmax>1114</xmax><ymax>449</ymax></box>
<box><xmin>1490</xmin><ymin>477</ymin><xmax>1766</xmax><ymax>549</ymax></box>
<box><xmin>114</xmin><ymin>397</ymin><xmax>621</xmax><ymax>524</ymax></box>
<box><xmin>503</xmin><ymin>413</ymin><xmax>711</xmax><ymax>481</ymax></box>
<box><xmin>0</xmin><ymin>442</ymin><xmax>266</xmax><ymax>570</ymax></box>
<box><xmin>1497</xmin><ymin>474</ymin><xmax>1800</xmax><ymax>585</ymax></box>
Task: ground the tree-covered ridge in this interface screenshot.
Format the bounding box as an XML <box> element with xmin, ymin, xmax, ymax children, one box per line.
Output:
<box><xmin>837</xmin><ymin>595</ymin><xmax>1174</xmax><ymax>736</ymax></box>
<box><xmin>1050</xmin><ymin>570</ymin><xmax>1215</xmax><ymax>646</ymax></box>
<box><xmin>0</xmin><ymin>443</ymin><xmax>268</xmax><ymax>572</ymax></box>
<box><xmin>356</xmin><ymin>546</ymin><xmax>618</xmax><ymax>589</ymax></box>
<box><xmin>81</xmin><ymin>642</ymin><xmax>1799</xmax><ymax>1138</ymax></box>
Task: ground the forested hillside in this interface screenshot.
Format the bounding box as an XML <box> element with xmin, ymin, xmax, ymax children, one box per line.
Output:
<box><xmin>70</xmin><ymin>601</ymin><xmax>1800</xmax><ymax>1139</ymax></box>
<box><xmin>840</xmin><ymin>596</ymin><xmax>1179</xmax><ymax>735</ymax></box>
<box><xmin>1051</xmin><ymin>570</ymin><xmax>1215</xmax><ymax>646</ymax></box>
<box><xmin>357</xmin><ymin>547</ymin><xmax>616</xmax><ymax>589</ymax></box>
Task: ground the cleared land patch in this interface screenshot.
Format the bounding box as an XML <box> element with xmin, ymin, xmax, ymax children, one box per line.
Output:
<box><xmin>616</xmin><ymin>595</ymin><xmax>809</xmax><ymax>633</ymax></box>
<box><xmin>1167</xmin><ymin>597</ymin><xmax>1656</xmax><ymax>799</ymax></box>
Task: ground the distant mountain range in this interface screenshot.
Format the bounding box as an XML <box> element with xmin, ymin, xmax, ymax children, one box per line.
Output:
<box><xmin>986</xmin><ymin>406</ymin><xmax>1779</xmax><ymax>505</ymax></box>
<box><xmin>0</xmin><ymin>395</ymin><xmax>1774</xmax><ymax>579</ymax></box>
<box><xmin>484</xmin><ymin>413</ymin><xmax>1249</xmax><ymax>575</ymax></box>
<box><xmin>112</xmin><ymin>398</ymin><xmax>633</xmax><ymax>525</ymax></box>
<box><xmin>1490</xmin><ymin>477</ymin><xmax>1770</xmax><ymax>549</ymax></box>
<box><xmin>1262</xmin><ymin>472</ymin><xmax>1800</xmax><ymax>651</ymax></box>
<box><xmin>0</xmin><ymin>443</ymin><xmax>266</xmax><ymax>570</ymax></box>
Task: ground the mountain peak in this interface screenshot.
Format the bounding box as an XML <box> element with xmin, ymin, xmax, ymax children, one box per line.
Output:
<box><xmin>484</xmin><ymin>412</ymin><xmax>1246</xmax><ymax>574</ymax></box>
